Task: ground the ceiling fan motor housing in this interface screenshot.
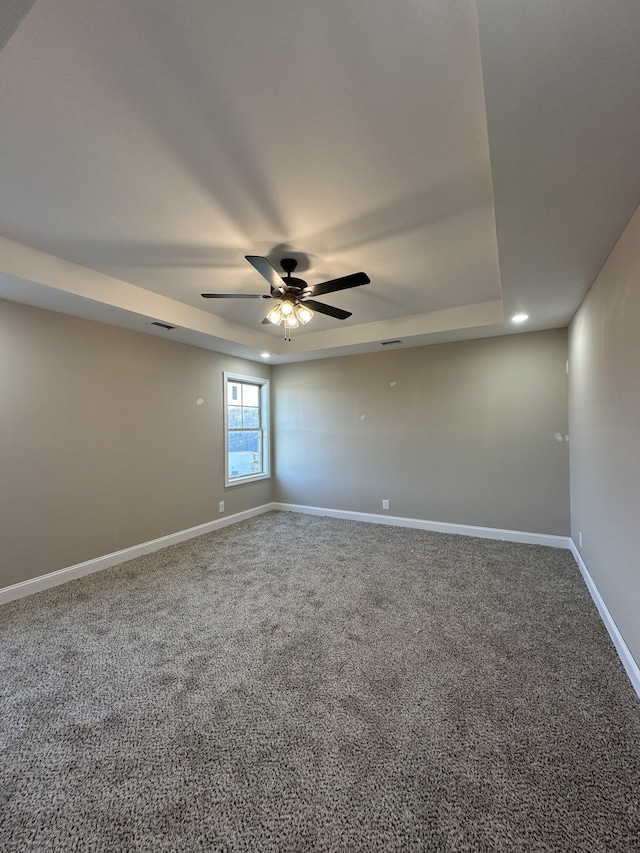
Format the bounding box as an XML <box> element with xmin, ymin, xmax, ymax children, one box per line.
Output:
<box><xmin>280</xmin><ymin>258</ymin><xmax>306</xmax><ymax>291</ymax></box>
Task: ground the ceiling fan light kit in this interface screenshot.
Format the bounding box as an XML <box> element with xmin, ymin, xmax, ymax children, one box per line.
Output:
<box><xmin>201</xmin><ymin>256</ymin><xmax>370</xmax><ymax>341</ymax></box>
<box><xmin>266</xmin><ymin>301</ymin><xmax>314</xmax><ymax>329</ymax></box>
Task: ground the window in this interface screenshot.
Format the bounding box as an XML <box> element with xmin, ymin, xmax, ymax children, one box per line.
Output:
<box><xmin>224</xmin><ymin>372</ymin><xmax>270</xmax><ymax>486</ymax></box>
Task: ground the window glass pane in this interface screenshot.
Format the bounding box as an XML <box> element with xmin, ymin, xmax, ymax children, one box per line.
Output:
<box><xmin>242</xmin><ymin>406</ymin><xmax>260</xmax><ymax>428</ymax></box>
<box><xmin>225</xmin><ymin>373</ymin><xmax>269</xmax><ymax>485</ymax></box>
<box><xmin>228</xmin><ymin>405</ymin><xmax>243</xmax><ymax>428</ymax></box>
<box><xmin>242</xmin><ymin>384</ymin><xmax>259</xmax><ymax>407</ymax></box>
<box><xmin>228</xmin><ymin>431</ymin><xmax>262</xmax><ymax>478</ymax></box>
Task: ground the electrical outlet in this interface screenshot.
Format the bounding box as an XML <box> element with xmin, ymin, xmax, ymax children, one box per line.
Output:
<box><xmin>219</xmin><ymin>501</ymin><xmax>225</xmax><ymax>513</ymax></box>
<box><xmin>578</xmin><ymin>531</ymin><xmax>582</xmax><ymax>548</ymax></box>
<box><xmin>382</xmin><ymin>499</ymin><xmax>389</xmax><ymax>510</ymax></box>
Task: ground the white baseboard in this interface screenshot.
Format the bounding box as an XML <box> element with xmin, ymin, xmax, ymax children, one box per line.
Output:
<box><xmin>569</xmin><ymin>541</ymin><xmax>640</xmax><ymax>700</ymax></box>
<box><xmin>272</xmin><ymin>502</ymin><xmax>571</xmax><ymax>549</ymax></box>
<box><xmin>0</xmin><ymin>503</ymin><xmax>276</xmax><ymax>606</ymax></box>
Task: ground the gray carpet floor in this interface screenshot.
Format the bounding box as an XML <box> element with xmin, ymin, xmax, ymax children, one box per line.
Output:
<box><xmin>1</xmin><ymin>511</ymin><xmax>639</xmax><ymax>852</ymax></box>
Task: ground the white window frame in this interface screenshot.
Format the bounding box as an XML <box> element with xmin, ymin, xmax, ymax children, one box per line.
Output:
<box><xmin>223</xmin><ymin>372</ymin><xmax>270</xmax><ymax>487</ymax></box>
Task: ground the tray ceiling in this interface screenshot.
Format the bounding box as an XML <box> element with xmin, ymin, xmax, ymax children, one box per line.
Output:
<box><xmin>1</xmin><ymin>0</ymin><xmax>639</xmax><ymax>362</ymax></box>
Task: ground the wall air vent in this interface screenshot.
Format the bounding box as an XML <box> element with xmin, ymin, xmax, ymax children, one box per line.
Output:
<box><xmin>151</xmin><ymin>321</ymin><xmax>175</xmax><ymax>331</ymax></box>
<box><xmin>381</xmin><ymin>339</ymin><xmax>402</xmax><ymax>346</ymax></box>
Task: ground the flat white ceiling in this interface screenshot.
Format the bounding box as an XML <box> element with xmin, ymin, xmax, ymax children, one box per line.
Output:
<box><xmin>1</xmin><ymin>0</ymin><xmax>639</xmax><ymax>362</ymax></box>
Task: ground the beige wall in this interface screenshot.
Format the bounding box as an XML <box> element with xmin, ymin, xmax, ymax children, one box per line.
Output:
<box><xmin>0</xmin><ymin>301</ymin><xmax>572</xmax><ymax>593</ymax></box>
<box><xmin>0</xmin><ymin>300</ymin><xmax>272</xmax><ymax>587</ymax></box>
<box><xmin>273</xmin><ymin>329</ymin><xmax>569</xmax><ymax>535</ymax></box>
<box><xmin>569</xmin><ymin>204</ymin><xmax>640</xmax><ymax>668</ymax></box>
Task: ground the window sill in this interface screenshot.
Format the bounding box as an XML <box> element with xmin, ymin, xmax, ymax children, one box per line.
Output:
<box><xmin>225</xmin><ymin>472</ymin><xmax>271</xmax><ymax>488</ymax></box>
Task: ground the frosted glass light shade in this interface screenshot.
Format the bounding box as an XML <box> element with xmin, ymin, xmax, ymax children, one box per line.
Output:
<box><xmin>266</xmin><ymin>304</ymin><xmax>283</xmax><ymax>325</ymax></box>
<box><xmin>295</xmin><ymin>304</ymin><xmax>314</xmax><ymax>325</ymax></box>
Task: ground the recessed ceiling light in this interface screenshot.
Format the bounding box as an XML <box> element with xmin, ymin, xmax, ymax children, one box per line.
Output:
<box><xmin>511</xmin><ymin>313</ymin><xmax>529</xmax><ymax>324</ymax></box>
<box><xmin>260</xmin><ymin>352</ymin><xmax>271</xmax><ymax>359</ymax></box>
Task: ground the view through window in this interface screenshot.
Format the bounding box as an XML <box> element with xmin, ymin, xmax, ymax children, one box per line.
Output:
<box><xmin>224</xmin><ymin>373</ymin><xmax>269</xmax><ymax>485</ymax></box>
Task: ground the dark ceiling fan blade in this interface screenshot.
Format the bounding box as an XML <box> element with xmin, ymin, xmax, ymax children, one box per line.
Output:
<box><xmin>201</xmin><ymin>293</ymin><xmax>267</xmax><ymax>298</ymax></box>
<box><xmin>299</xmin><ymin>271</ymin><xmax>370</xmax><ymax>299</ymax></box>
<box><xmin>245</xmin><ymin>255</ymin><xmax>287</xmax><ymax>294</ymax></box>
<box><xmin>302</xmin><ymin>299</ymin><xmax>352</xmax><ymax>320</ymax></box>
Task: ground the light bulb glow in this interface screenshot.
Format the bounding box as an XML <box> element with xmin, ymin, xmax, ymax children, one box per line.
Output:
<box><xmin>511</xmin><ymin>313</ymin><xmax>529</xmax><ymax>324</ymax></box>
<box><xmin>284</xmin><ymin>313</ymin><xmax>299</xmax><ymax>329</ymax></box>
<box><xmin>280</xmin><ymin>300</ymin><xmax>294</xmax><ymax>316</ymax></box>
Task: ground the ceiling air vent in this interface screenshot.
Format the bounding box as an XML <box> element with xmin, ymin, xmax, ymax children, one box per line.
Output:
<box><xmin>381</xmin><ymin>339</ymin><xmax>402</xmax><ymax>346</ymax></box>
<box><xmin>151</xmin><ymin>321</ymin><xmax>175</xmax><ymax>331</ymax></box>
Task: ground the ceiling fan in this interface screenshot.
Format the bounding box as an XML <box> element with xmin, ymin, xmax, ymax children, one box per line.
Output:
<box><xmin>202</xmin><ymin>256</ymin><xmax>370</xmax><ymax>339</ymax></box>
